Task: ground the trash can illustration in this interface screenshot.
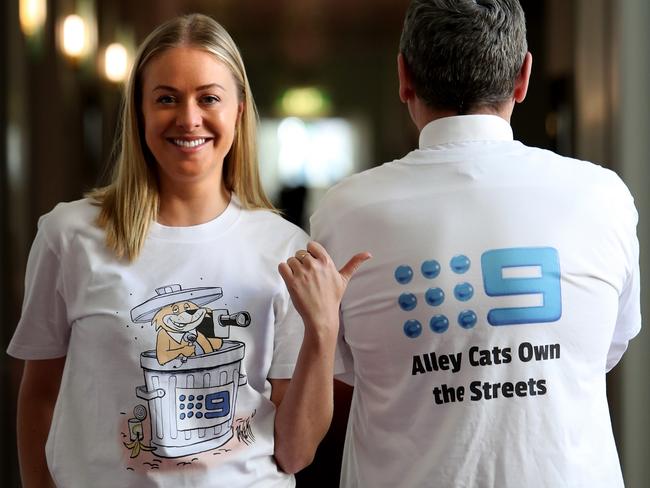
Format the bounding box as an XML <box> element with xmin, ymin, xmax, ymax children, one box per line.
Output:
<box><xmin>130</xmin><ymin>284</ymin><xmax>251</xmax><ymax>458</ymax></box>
<box><xmin>136</xmin><ymin>341</ymin><xmax>247</xmax><ymax>457</ymax></box>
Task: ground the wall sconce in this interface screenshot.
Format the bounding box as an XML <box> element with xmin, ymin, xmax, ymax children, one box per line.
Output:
<box><xmin>58</xmin><ymin>3</ymin><xmax>97</xmax><ymax>65</ymax></box>
<box><xmin>104</xmin><ymin>43</ymin><xmax>129</xmax><ymax>83</ymax></box>
<box><xmin>61</xmin><ymin>14</ymin><xmax>87</xmax><ymax>58</ymax></box>
<box><xmin>19</xmin><ymin>0</ymin><xmax>47</xmax><ymax>37</ymax></box>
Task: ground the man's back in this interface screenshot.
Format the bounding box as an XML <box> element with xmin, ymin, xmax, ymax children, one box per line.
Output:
<box><xmin>312</xmin><ymin>115</ymin><xmax>640</xmax><ymax>487</ymax></box>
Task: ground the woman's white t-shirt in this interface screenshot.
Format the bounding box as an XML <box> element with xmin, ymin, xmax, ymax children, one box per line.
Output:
<box><xmin>9</xmin><ymin>196</ymin><xmax>307</xmax><ymax>488</ymax></box>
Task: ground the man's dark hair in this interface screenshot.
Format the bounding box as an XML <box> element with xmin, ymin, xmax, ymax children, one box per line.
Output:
<box><xmin>399</xmin><ymin>0</ymin><xmax>527</xmax><ymax>114</ymax></box>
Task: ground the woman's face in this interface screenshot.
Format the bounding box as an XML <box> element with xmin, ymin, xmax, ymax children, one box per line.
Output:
<box><xmin>140</xmin><ymin>46</ymin><xmax>242</xmax><ymax>189</ymax></box>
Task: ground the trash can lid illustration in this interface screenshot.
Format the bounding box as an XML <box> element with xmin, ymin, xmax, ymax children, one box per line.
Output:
<box><xmin>131</xmin><ymin>284</ymin><xmax>223</xmax><ymax>323</ymax></box>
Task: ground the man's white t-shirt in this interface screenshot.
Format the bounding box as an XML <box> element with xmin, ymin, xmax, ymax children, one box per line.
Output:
<box><xmin>312</xmin><ymin>115</ymin><xmax>641</xmax><ymax>488</ymax></box>
<box><xmin>9</xmin><ymin>196</ymin><xmax>307</xmax><ymax>488</ymax></box>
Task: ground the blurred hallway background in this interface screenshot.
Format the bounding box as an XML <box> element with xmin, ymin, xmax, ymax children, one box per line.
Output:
<box><xmin>2</xmin><ymin>0</ymin><xmax>648</xmax><ymax>486</ymax></box>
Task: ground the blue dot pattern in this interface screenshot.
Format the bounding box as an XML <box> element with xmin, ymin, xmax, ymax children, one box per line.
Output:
<box><xmin>454</xmin><ymin>282</ymin><xmax>474</xmax><ymax>301</ymax></box>
<box><xmin>396</xmin><ymin>255</ymin><xmax>478</xmax><ymax>337</ymax></box>
<box><xmin>458</xmin><ymin>310</ymin><xmax>478</xmax><ymax>329</ymax></box>
<box><xmin>450</xmin><ymin>255</ymin><xmax>471</xmax><ymax>274</ymax></box>
<box><xmin>395</xmin><ymin>265</ymin><xmax>414</xmax><ymax>284</ymax></box>
<box><xmin>430</xmin><ymin>315</ymin><xmax>449</xmax><ymax>333</ymax></box>
<box><xmin>425</xmin><ymin>287</ymin><xmax>445</xmax><ymax>307</ymax></box>
<box><xmin>399</xmin><ymin>293</ymin><xmax>418</xmax><ymax>311</ymax></box>
<box><xmin>421</xmin><ymin>260</ymin><xmax>441</xmax><ymax>279</ymax></box>
<box><xmin>179</xmin><ymin>395</ymin><xmax>210</xmax><ymax>421</ymax></box>
<box><xmin>403</xmin><ymin>320</ymin><xmax>422</xmax><ymax>338</ymax></box>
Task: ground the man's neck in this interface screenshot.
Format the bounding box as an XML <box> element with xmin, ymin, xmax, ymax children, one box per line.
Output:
<box><xmin>409</xmin><ymin>97</ymin><xmax>515</xmax><ymax>132</ymax></box>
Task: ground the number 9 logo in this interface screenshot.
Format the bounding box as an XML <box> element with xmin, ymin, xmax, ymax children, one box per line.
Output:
<box><xmin>481</xmin><ymin>247</ymin><xmax>562</xmax><ymax>326</ymax></box>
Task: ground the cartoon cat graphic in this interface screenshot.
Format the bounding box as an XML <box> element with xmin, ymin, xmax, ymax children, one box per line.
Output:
<box><xmin>152</xmin><ymin>300</ymin><xmax>225</xmax><ymax>365</ymax></box>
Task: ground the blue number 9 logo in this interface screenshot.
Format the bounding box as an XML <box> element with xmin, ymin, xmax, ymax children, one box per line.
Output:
<box><xmin>205</xmin><ymin>390</ymin><xmax>231</xmax><ymax>419</ymax></box>
<box><xmin>481</xmin><ymin>247</ymin><xmax>562</xmax><ymax>326</ymax></box>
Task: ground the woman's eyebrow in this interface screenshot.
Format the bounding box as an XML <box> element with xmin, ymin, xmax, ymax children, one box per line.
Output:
<box><xmin>152</xmin><ymin>83</ymin><xmax>225</xmax><ymax>92</ymax></box>
<box><xmin>152</xmin><ymin>85</ymin><xmax>177</xmax><ymax>92</ymax></box>
<box><xmin>197</xmin><ymin>83</ymin><xmax>226</xmax><ymax>91</ymax></box>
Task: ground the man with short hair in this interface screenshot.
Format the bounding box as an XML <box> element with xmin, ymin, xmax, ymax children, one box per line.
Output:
<box><xmin>310</xmin><ymin>1</ymin><xmax>641</xmax><ymax>486</ymax></box>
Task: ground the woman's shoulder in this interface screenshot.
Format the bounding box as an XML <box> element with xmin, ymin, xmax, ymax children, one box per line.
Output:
<box><xmin>241</xmin><ymin>206</ymin><xmax>306</xmax><ymax>232</ymax></box>
<box><xmin>40</xmin><ymin>198</ymin><xmax>98</xmax><ymax>227</ymax></box>
<box><xmin>37</xmin><ymin>198</ymin><xmax>101</xmax><ymax>246</ymax></box>
<box><xmin>239</xmin><ymin>206</ymin><xmax>308</xmax><ymax>244</ymax></box>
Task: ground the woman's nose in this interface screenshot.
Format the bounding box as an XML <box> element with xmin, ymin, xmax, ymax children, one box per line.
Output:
<box><xmin>176</xmin><ymin>101</ymin><xmax>202</xmax><ymax>130</ymax></box>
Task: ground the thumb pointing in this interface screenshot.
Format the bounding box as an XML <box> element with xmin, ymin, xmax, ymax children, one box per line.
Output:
<box><xmin>339</xmin><ymin>252</ymin><xmax>372</xmax><ymax>283</ymax></box>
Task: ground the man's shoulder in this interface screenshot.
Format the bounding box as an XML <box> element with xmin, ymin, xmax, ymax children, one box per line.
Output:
<box><xmin>524</xmin><ymin>145</ymin><xmax>630</xmax><ymax>191</ymax></box>
<box><xmin>316</xmin><ymin>161</ymin><xmax>398</xmax><ymax>210</ymax></box>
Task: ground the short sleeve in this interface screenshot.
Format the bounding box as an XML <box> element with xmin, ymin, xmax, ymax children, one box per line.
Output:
<box><xmin>311</xmin><ymin>194</ymin><xmax>355</xmax><ymax>384</ymax></box>
<box><xmin>7</xmin><ymin>222</ymin><xmax>71</xmax><ymax>359</ymax></box>
<box><xmin>334</xmin><ymin>313</ymin><xmax>355</xmax><ymax>385</ymax></box>
<box><xmin>267</xmin><ymin>229</ymin><xmax>309</xmax><ymax>379</ymax></box>
<box><xmin>606</xmin><ymin>183</ymin><xmax>642</xmax><ymax>371</ymax></box>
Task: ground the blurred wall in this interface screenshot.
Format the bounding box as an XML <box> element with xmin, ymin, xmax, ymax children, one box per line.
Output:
<box><xmin>612</xmin><ymin>1</ymin><xmax>650</xmax><ymax>486</ymax></box>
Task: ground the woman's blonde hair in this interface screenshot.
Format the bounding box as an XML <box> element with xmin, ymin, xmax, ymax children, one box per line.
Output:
<box><xmin>88</xmin><ymin>13</ymin><xmax>273</xmax><ymax>261</ymax></box>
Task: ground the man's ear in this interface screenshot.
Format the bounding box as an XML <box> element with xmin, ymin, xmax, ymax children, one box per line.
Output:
<box><xmin>398</xmin><ymin>53</ymin><xmax>416</xmax><ymax>104</ymax></box>
<box><xmin>514</xmin><ymin>52</ymin><xmax>532</xmax><ymax>103</ymax></box>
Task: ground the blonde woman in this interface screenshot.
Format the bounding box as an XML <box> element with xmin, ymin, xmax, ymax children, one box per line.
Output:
<box><xmin>9</xmin><ymin>14</ymin><xmax>368</xmax><ymax>488</ymax></box>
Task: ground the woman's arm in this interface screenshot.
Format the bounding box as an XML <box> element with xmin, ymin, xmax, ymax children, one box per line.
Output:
<box><xmin>17</xmin><ymin>357</ymin><xmax>65</xmax><ymax>488</ymax></box>
<box><xmin>274</xmin><ymin>241</ymin><xmax>370</xmax><ymax>473</ymax></box>
<box><xmin>269</xmin><ymin>331</ymin><xmax>336</xmax><ymax>474</ymax></box>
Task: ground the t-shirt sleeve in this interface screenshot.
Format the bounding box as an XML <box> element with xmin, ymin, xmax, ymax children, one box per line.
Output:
<box><xmin>311</xmin><ymin>199</ymin><xmax>355</xmax><ymax>384</ymax></box>
<box><xmin>606</xmin><ymin>182</ymin><xmax>642</xmax><ymax>371</ymax></box>
<box><xmin>7</xmin><ymin>219</ymin><xmax>70</xmax><ymax>359</ymax></box>
<box><xmin>334</xmin><ymin>315</ymin><xmax>355</xmax><ymax>385</ymax></box>
<box><xmin>267</xmin><ymin>229</ymin><xmax>309</xmax><ymax>379</ymax></box>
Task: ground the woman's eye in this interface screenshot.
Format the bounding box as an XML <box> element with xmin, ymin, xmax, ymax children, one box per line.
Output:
<box><xmin>200</xmin><ymin>95</ymin><xmax>220</xmax><ymax>105</ymax></box>
<box><xmin>156</xmin><ymin>95</ymin><xmax>176</xmax><ymax>104</ymax></box>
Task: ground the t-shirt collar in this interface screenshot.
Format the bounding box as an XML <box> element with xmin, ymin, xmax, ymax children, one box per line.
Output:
<box><xmin>418</xmin><ymin>115</ymin><xmax>514</xmax><ymax>149</ymax></box>
<box><xmin>149</xmin><ymin>193</ymin><xmax>242</xmax><ymax>241</ymax></box>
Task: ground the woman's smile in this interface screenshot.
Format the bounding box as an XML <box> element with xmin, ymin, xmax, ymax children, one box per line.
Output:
<box><xmin>167</xmin><ymin>136</ymin><xmax>213</xmax><ymax>151</ymax></box>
